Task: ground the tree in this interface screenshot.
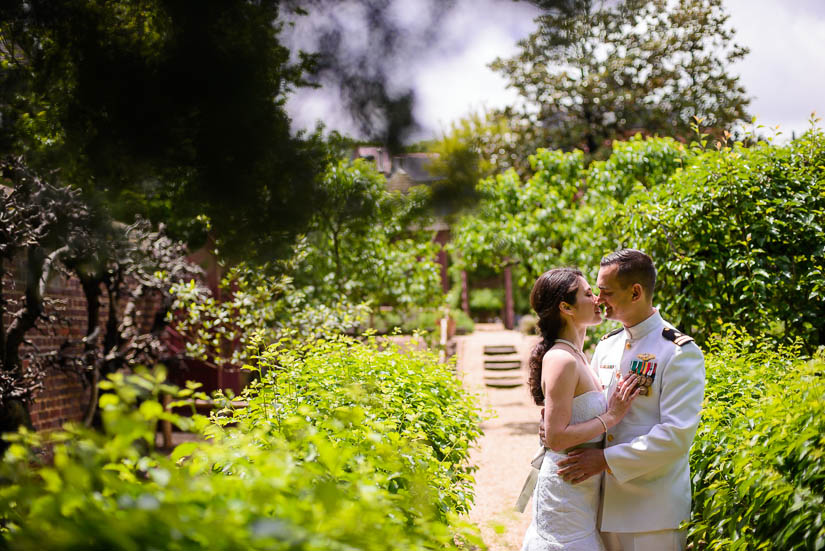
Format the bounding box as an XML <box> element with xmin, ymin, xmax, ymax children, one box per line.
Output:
<box><xmin>423</xmin><ymin>111</ymin><xmax>518</xmax><ymax>215</ymax></box>
<box><xmin>0</xmin><ymin>160</ymin><xmax>93</xmax><ymax>434</ymax></box>
<box><xmin>168</xmin><ymin>160</ymin><xmax>445</xmax><ymax>368</ymax></box>
<box><xmin>448</xmin><ymin>148</ymin><xmax>588</xmax><ymax>287</ymax></box>
<box><xmin>0</xmin><ymin>0</ymin><xmax>330</xmax><ymax>261</ymax></box>
<box><xmin>1</xmin><ymin>0</ymin><xmax>492</xmax><ymax>261</ymax></box>
<box><xmin>491</xmin><ymin>0</ymin><xmax>751</xmax><ymax>163</ymax></box>
<box><xmin>451</xmin><ymin>125</ymin><xmax>825</xmax><ymax>350</ymax></box>
<box><xmin>313</xmin><ymin>159</ymin><xmax>386</xmax><ymax>292</ymax></box>
<box><xmin>61</xmin><ymin>217</ymin><xmax>203</xmax><ymax>425</ymax></box>
<box><xmin>296</xmin><ymin>160</ymin><xmax>444</xmax><ymax>311</ymax></box>
<box><xmin>1</xmin><ymin>0</ymin><xmax>472</xmax><ymax>437</ymax></box>
<box><xmin>0</xmin><ymin>158</ymin><xmax>201</xmax><ymax>438</ymax></box>
<box><xmin>612</xmin><ymin>124</ymin><xmax>825</xmax><ymax>350</ymax></box>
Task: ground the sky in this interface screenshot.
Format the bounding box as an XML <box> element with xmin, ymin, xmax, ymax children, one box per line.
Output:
<box><xmin>286</xmin><ymin>0</ymin><xmax>825</xmax><ymax>143</ymax></box>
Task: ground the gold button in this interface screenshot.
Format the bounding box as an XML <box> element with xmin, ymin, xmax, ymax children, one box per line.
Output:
<box><xmin>607</xmin><ymin>434</ymin><xmax>614</xmax><ymax>442</ymax></box>
<box><xmin>625</xmin><ymin>342</ymin><xmax>632</xmax><ymax>349</ymax></box>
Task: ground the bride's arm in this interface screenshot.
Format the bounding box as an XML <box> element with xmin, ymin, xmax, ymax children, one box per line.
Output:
<box><xmin>542</xmin><ymin>351</ymin><xmax>636</xmax><ymax>452</ymax></box>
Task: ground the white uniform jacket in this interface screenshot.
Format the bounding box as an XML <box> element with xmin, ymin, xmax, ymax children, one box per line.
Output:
<box><xmin>592</xmin><ymin>310</ymin><xmax>705</xmax><ymax>533</ymax></box>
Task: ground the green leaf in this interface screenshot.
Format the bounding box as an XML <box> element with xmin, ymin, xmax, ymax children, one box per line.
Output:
<box><xmin>170</xmin><ymin>441</ymin><xmax>199</xmax><ymax>462</ymax></box>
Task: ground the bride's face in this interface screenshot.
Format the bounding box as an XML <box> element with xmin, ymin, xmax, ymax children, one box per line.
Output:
<box><xmin>564</xmin><ymin>276</ymin><xmax>603</xmax><ymax>327</ymax></box>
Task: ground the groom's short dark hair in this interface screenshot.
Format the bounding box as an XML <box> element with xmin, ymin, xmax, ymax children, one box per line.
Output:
<box><xmin>600</xmin><ymin>249</ymin><xmax>656</xmax><ymax>297</ymax></box>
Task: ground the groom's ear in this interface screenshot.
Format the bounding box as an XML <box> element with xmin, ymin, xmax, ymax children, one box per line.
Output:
<box><xmin>630</xmin><ymin>283</ymin><xmax>644</xmax><ymax>302</ymax></box>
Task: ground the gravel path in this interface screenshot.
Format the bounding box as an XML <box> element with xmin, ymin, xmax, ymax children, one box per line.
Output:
<box><xmin>456</xmin><ymin>325</ymin><xmax>541</xmax><ymax>551</ymax></box>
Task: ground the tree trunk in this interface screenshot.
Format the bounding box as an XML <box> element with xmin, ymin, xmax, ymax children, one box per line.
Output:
<box><xmin>151</xmin><ymin>292</ymin><xmax>173</xmax><ymax>334</ymax></box>
<box><xmin>461</xmin><ymin>270</ymin><xmax>470</xmax><ymax>315</ymax></box>
<box><xmin>503</xmin><ymin>266</ymin><xmax>514</xmax><ymax>330</ymax></box>
<box><xmin>582</xmin><ymin>104</ymin><xmax>599</xmax><ymax>156</ymax></box>
<box><xmin>1</xmin><ymin>246</ymin><xmax>45</xmax><ymax>446</ymax></box>
<box><xmin>103</xmin><ymin>275</ymin><xmax>122</xmax><ymax>358</ymax></box>
<box><xmin>0</xmin><ymin>258</ymin><xmax>6</xmax><ymax>364</ymax></box>
<box><xmin>81</xmin><ymin>276</ymin><xmax>102</xmax><ymax>341</ymax></box>
<box><xmin>332</xmin><ymin>229</ymin><xmax>343</xmax><ymax>293</ymax></box>
<box><xmin>84</xmin><ymin>277</ymin><xmax>122</xmax><ymax>429</ymax></box>
<box><xmin>3</xmin><ymin>246</ymin><xmax>45</xmax><ymax>370</ymax></box>
<box><xmin>83</xmin><ymin>365</ymin><xmax>100</xmax><ymax>427</ymax></box>
<box><xmin>79</xmin><ymin>275</ymin><xmax>103</xmax><ymax>427</ymax></box>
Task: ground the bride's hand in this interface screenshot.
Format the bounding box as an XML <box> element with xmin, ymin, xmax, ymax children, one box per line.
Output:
<box><xmin>604</xmin><ymin>374</ymin><xmax>642</xmax><ymax>427</ymax></box>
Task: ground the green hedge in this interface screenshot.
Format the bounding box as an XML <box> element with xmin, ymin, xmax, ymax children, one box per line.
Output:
<box><xmin>371</xmin><ymin>308</ymin><xmax>474</xmax><ymax>337</ymax></box>
<box><xmin>614</xmin><ymin>130</ymin><xmax>825</xmax><ymax>350</ymax></box>
<box><xmin>689</xmin><ymin>331</ymin><xmax>825</xmax><ymax>550</ymax></box>
<box><xmin>449</xmin><ymin>129</ymin><xmax>825</xmax><ymax>351</ymax></box>
<box><xmin>223</xmin><ymin>334</ymin><xmax>482</xmax><ymax>518</ymax></box>
<box><xmin>0</xmin><ymin>336</ymin><xmax>483</xmax><ymax>550</ymax></box>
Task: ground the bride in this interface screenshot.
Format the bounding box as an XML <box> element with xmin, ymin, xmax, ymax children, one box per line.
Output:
<box><xmin>522</xmin><ymin>268</ymin><xmax>640</xmax><ymax>551</ymax></box>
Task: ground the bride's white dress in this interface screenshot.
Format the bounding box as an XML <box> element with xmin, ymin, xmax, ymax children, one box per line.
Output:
<box><xmin>522</xmin><ymin>390</ymin><xmax>608</xmax><ymax>551</ymax></box>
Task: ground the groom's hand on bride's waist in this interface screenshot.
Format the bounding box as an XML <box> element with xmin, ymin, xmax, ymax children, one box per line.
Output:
<box><xmin>556</xmin><ymin>449</ymin><xmax>608</xmax><ymax>484</ymax></box>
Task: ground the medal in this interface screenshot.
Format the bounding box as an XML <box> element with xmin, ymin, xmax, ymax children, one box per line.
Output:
<box><xmin>630</xmin><ymin>355</ymin><xmax>657</xmax><ymax>396</ymax></box>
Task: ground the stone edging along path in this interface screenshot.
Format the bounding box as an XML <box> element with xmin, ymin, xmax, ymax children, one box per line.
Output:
<box><xmin>455</xmin><ymin>325</ymin><xmax>541</xmax><ymax>551</ymax></box>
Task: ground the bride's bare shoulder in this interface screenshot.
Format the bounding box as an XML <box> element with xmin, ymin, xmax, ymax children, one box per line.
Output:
<box><xmin>542</xmin><ymin>348</ymin><xmax>577</xmax><ymax>372</ymax></box>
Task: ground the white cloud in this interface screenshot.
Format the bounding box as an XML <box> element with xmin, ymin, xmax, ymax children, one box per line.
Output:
<box><xmin>409</xmin><ymin>0</ymin><xmax>539</xmax><ymax>139</ymax></box>
<box><xmin>726</xmin><ymin>0</ymin><xmax>825</xmax><ymax>137</ymax></box>
<box><xmin>286</xmin><ymin>0</ymin><xmax>540</xmax><ymax>140</ymax></box>
<box><xmin>286</xmin><ymin>0</ymin><xmax>825</xmax><ymax>142</ymax></box>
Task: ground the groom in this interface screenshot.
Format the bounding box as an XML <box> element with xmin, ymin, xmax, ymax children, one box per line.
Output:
<box><xmin>552</xmin><ymin>249</ymin><xmax>705</xmax><ymax>551</ymax></box>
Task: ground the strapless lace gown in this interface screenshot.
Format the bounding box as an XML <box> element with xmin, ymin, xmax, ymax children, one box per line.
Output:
<box><xmin>522</xmin><ymin>390</ymin><xmax>608</xmax><ymax>551</ymax></box>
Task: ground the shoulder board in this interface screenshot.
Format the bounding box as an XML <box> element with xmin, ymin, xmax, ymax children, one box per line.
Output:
<box><xmin>600</xmin><ymin>327</ymin><xmax>624</xmax><ymax>341</ymax></box>
<box><xmin>662</xmin><ymin>327</ymin><xmax>694</xmax><ymax>346</ymax></box>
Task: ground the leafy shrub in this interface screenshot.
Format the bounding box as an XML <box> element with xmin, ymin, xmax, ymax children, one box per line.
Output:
<box><xmin>371</xmin><ymin>309</ymin><xmax>404</xmax><ymax>334</ymax></box>
<box><xmin>469</xmin><ymin>288</ymin><xmax>503</xmax><ymax>315</ymax></box>
<box><xmin>450</xmin><ymin>308</ymin><xmax>475</xmax><ymax>335</ymax></box>
<box><xmin>170</xmin><ymin>257</ymin><xmax>370</xmax><ymax>367</ymax></box>
<box><xmin>450</xmin><ymin>128</ymin><xmax>825</xmax><ymax>350</ymax></box>
<box><xmin>295</xmin><ymin>160</ymin><xmax>445</xmax><ymax>312</ymax></box>
<box><xmin>223</xmin><ymin>334</ymin><xmax>483</xmax><ymax>518</ymax></box>
<box><xmin>614</xmin><ymin>127</ymin><xmax>825</xmax><ymax>351</ymax></box>
<box><xmin>688</xmin><ymin>330</ymin><xmax>825</xmax><ymax>550</ymax></box>
<box><xmin>397</xmin><ymin>308</ymin><xmax>475</xmax><ymax>336</ymax></box>
<box><xmin>402</xmin><ymin>309</ymin><xmax>440</xmax><ymax>335</ymax></box>
<box><xmin>0</xmin><ymin>338</ymin><xmax>483</xmax><ymax>550</ymax></box>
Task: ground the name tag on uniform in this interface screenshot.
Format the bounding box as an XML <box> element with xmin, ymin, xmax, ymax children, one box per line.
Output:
<box><xmin>598</xmin><ymin>364</ymin><xmax>618</xmax><ymax>389</ymax></box>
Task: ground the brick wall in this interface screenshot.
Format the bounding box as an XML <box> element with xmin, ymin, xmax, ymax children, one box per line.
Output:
<box><xmin>28</xmin><ymin>371</ymin><xmax>92</xmax><ymax>431</ymax></box>
<box><xmin>3</xmin><ymin>258</ymin><xmax>163</xmax><ymax>432</ymax></box>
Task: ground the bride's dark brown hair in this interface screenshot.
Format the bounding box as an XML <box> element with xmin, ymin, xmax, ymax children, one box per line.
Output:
<box><xmin>528</xmin><ymin>268</ymin><xmax>583</xmax><ymax>406</ymax></box>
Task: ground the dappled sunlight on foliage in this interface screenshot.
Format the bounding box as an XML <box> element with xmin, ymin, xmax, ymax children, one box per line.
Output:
<box><xmin>0</xmin><ymin>336</ymin><xmax>484</xmax><ymax>550</ymax></box>
<box><xmin>688</xmin><ymin>330</ymin><xmax>825</xmax><ymax>550</ymax></box>
<box><xmin>451</xmin><ymin>126</ymin><xmax>825</xmax><ymax>350</ymax></box>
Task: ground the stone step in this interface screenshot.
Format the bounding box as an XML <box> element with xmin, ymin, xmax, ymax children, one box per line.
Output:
<box><xmin>483</xmin><ymin>352</ymin><xmax>520</xmax><ymax>361</ymax></box>
<box><xmin>484</xmin><ymin>371</ymin><xmax>524</xmax><ymax>379</ymax></box>
<box><xmin>483</xmin><ymin>345</ymin><xmax>518</xmax><ymax>356</ymax></box>
<box><xmin>483</xmin><ymin>360</ymin><xmax>522</xmax><ymax>371</ymax></box>
<box><xmin>484</xmin><ymin>376</ymin><xmax>523</xmax><ymax>388</ymax></box>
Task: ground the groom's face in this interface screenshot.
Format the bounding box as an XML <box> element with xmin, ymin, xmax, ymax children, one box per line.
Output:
<box><xmin>596</xmin><ymin>264</ymin><xmax>633</xmax><ymax>322</ymax></box>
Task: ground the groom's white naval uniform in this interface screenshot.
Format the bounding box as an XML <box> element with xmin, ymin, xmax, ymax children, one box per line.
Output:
<box><xmin>593</xmin><ymin>310</ymin><xmax>705</xmax><ymax>551</ymax></box>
